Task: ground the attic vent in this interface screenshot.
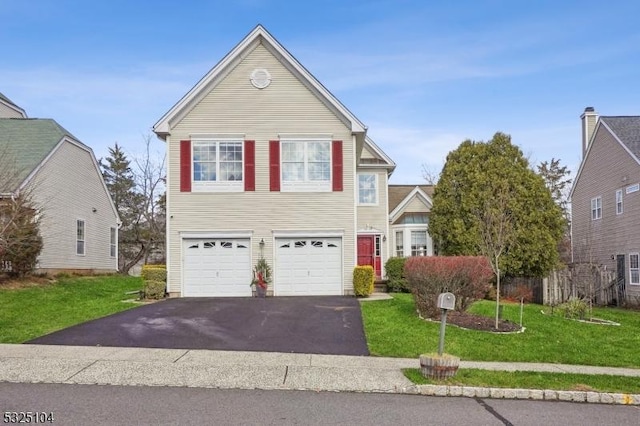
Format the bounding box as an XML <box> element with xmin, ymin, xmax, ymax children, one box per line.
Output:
<box><xmin>250</xmin><ymin>68</ymin><xmax>271</xmax><ymax>89</ymax></box>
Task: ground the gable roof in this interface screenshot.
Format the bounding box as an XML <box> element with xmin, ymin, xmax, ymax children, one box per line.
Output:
<box><xmin>0</xmin><ymin>118</ymin><xmax>82</xmax><ymax>192</ymax></box>
<box><xmin>600</xmin><ymin>116</ymin><xmax>640</xmax><ymax>159</ymax></box>
<box><xmin>153</xmin><ymin>25</ymin><xmax>367</xmax><ymax>141</ymax></box>
<box><xmin>570</xmin><ymin>115</ymin><xmax>640</xmax><ymax>199</ymax></box>
<box><xmin>360</xmin><ymin>136</ymin><xmax>396</xmax><ymax>173</ymax></box>
<box><xmin>0</xmin><ymin>92</ymin><xmax>27</xmax><ymax>118</ymax></box>
<box><xmin>388</xmin><ymin>184</ymin><xmax>434</xmax><ymax>212</ymax></box>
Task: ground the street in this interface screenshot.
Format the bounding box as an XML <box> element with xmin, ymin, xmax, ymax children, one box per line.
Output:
<box><xmin>1</xmin><ymin>383</ymin><xmax>638</xmax><ymax>425</ymax></box>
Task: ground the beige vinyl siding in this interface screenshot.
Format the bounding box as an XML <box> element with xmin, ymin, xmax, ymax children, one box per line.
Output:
<box><xmin>404</xmin><ymin>196</ymin><xmax>430</xmax><ymax>213</ymax></box>
<box><xmin>572</xmin><ymin>126</ymin><xmax>640</xmax><ymax>297</ymax></box>
<box><xmin>356</xmin><ymin>170</ymin><xmax>390</xmax><ymax>273</ymax></box>
<box><xmin>28</xmin><ymin>140</ymin><xmax>118</xmax><ymax>271</ymax></box>
<box><xmin>167</xmin><ymin>42</ymin><xmax>356</xmax><ymax>294</ymax></box>
<box><xmin>360</xmin><ymin>144</ymin><xmax>377</xmax><ymax>159</ymax></box>
<box><xmin>0</xmin><ymin>103</ymin><xmax>24</xmax><ymax>118</ymax></box>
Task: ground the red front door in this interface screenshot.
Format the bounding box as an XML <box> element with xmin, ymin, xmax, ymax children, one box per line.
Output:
<box><xmin>357</xmin><ymin>235</ymin><xmax>381</xmax><ymax>278</ymax></box>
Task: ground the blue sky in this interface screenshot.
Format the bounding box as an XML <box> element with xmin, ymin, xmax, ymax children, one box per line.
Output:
<box><xmin>2</xmin><ymin>0</ymin><xmax>639</xmax><ymax>184</ymax></box>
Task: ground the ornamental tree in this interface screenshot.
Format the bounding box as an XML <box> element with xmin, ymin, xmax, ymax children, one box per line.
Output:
<box><xmin>429</xmin><ymin>132</ymin><xmax>565</xmax><ymax>279</ymax></box>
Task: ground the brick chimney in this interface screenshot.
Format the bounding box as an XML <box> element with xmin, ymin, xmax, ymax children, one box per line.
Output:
<box><xmin>580</xmin><ymin>107</ymin><xmax>598</xmax><ymax>158</ymax></box>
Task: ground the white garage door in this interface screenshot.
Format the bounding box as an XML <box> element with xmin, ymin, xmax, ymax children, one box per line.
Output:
<box><xmin>275</xmin><ymin>237</ymin><xmax>342</xmax><ymax>296</ymax></box>
<box><xmin>182</xmin><ymin>239</ymin><xmax>251</xmax><ymax>297</ymax></box>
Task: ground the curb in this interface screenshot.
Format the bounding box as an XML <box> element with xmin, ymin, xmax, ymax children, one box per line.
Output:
<box><xmin>401</xmin><ymin>384</ymin><xmax>640</xmax><ymax>405</ymax></box>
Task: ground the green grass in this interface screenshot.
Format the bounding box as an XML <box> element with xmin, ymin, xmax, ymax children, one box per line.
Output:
<box><xmin>361</xmin><ymin>293</ymin><xmax>640</xmax><ymax>368</ymax></box>
<box><xmin>403</xmin><ymin>368</ymin><xmax>640</xmax><ymax>394</ymax></box>
<box><xmin>0</xmin><ymin>275</ymin><xmax>143</xmax><ymax>343</ymax></box>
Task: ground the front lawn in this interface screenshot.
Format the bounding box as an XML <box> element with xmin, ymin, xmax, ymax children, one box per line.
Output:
<box><xmin>361</xmin><ymin>293</ymin><xmax>640</xmax><ymax>368</ymax></box>
<box><xmin>0</xmin><ymin>275</ymin><xmax>143</xmax><ymax>343</ymax></box>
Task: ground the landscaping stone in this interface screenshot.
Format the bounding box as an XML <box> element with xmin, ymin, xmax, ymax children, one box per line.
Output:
<box><xmin>490</xmin><ymin>388</ymin><xmax>505</xmax><ymax>398</ymax></box>
<box><xmin>462</xmin><ymin>387</ymin><xmax>477</xmax><ymax>398</ymax></box>
<box><xmin>600</xmin><ymin>393</ymin><xmax>615</xmax><ymax>404</ymax></box>
<box><xmin>447</xmin><ymin>386</ymin><xmax>462</xmax><ymax>397</ymax></box>
<box><xmin>544</xmin><ymin>390</ymin><xmax>558</xmax><ymax>400</ymax></box>
<box><xmin>515</xmin><ymin>389</ymin><xmax>530</xmax><ymax>399</ymax></box>
<box><xmin>586</xmin><ymin>392</ymin><xmax>601</xmax><ymax>403</ymax></box>
<box><xmin>433</xmin><ymin>385</ymin><xmax>448</xmax><ymax>396</ymax></box>
<box><xmin>530</xmin><ymin>390</ymin><xmax>544</xmax><ymax>400</ymax></box>
<box><xmin>557</xmin><ymin>391</ymin><xmax>574</xmax><ymax>401</ymax></box>
<box><xmin>475</xmin><ymin>387</ymin><xmax>491</xmax><ymax>398</ymax></box>
<box><xmin>571</xmin><ymin>391</ymin><xmax>586</xmax><ymax>402</ymax></box>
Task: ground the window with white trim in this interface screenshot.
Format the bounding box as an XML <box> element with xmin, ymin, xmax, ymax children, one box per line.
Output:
<box><xmin>630</xmin><ymin>253</ymin><xmax>639</xmax><ymax>285</ymax></box>
<box><xmin>110</xmin><ymin>227</ymin><xmax>117</xmax><ymax>258</ymax></box>
<box><xmin>591</xmin><ymin>196</ymin><xmax>602</xmax><ymax>220</ymax></box>
<box><xmin>76</xmin><ymin>219</ymin><xmax>85</xmax><ymax>256</ymax></box>
<box><xmin>616</xmin><ymin>190</ymin><xmax>623</xmax><ymax>215</ymax></box>
<box><xmin>395</xmin><ymin>231</ymin><xmax>404</xmax><ymax>257</ymax></box>
<box><xmin>411</xmin><ymin>230</ymin><xmax>427</xmax><ymax>256</ymax></box>
<box><xmin>281</xmin><ymin>140</ymin><xmax>330</xmax><ymax>192</ymax></box>
<box><xmin>192</xmin><ymin>140</ymin><xmax>243</xmax><ymax>191</ymax></box>
<box><xmin>358</xmin><ymin>173</ymin><xmax>377</xmax><ymax>205</ymax></box>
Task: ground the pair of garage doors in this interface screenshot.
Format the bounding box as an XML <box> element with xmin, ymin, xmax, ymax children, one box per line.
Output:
<box><xmin>182</xmin><ymin>237</ymin><xmax>342</xmax><ymax>297</ymax></box>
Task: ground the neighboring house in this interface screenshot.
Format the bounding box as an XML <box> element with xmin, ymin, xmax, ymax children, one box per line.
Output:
<box><xmin>388</xmin><ymin>185</ymin><xmax>435</xmax><ymax>258</ymax></box>
<box><xmin>0</xmin><ymin>94</ymin><xmax>119</xmax><ymax>274</ymax></box>
<box><xmin>570</xmin><ymin>107</ymin><xmax>640</xmax><ymax>303</ymax></box>
<box><xmin>153</xmin><ymin>25</ymin><xmax>400</xmax><ymax>297</ymax></box>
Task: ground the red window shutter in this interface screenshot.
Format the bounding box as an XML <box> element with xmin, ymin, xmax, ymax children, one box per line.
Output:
<box><xmin>244</xmin><ymin>140</ymin><xmax>255</xmax><ymax>191</ymax></box>
<box><xmin>269</xmin><ymin>140</ymin><xmax>280</xmax><ymax>192</ymax></box>
<box><xmin>332</xmin><ymin>140</ymin><xmax>343</xmax><ymax>192</ymax></box>
<box><xmin>180</xmin><ymin>140</ymin><xmax>191</xmax><ymax>192</ymax></box>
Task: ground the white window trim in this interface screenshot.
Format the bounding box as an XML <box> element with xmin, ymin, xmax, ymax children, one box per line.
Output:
<box><xmin>630</xmin><ymin>253</ymin><xmax>640</xmax><ymax>285</ymax></box>
<box><xmin>110</xmin><ymin>226</ymin><xmax>117</xmax><ymax>258</ymax></box>
<box><xmin>392</xmin><ymin>225</ymin><xmax>433</xmax><ymax>257</ymax></box>
<box><xmin>191</xmin><ymin>139</ymin><xmax>244</xmax><ymax>193</ymax></box>
<box><xmin>591</xmin><ymin>196</ymin><xmax>602</xmax><ymax>220</ymax></box>
<box><xmin>616</xmin><ymin>190</ymin><xmax>623</xmax><ymax>215</ymax></box>
<box><xmin>76</xmin><ymin>219</ymin><xmax>86</xmax><ymax>256</ymax></box>
<box><xmin>280</xmin><ymin>139</ymin><xmax>331</xmax><ymax>193</ymax></box>
<box><xmin>357</xmin><ymin>173</ymin><xmax>378</xmax><ymax>205</ymax></box>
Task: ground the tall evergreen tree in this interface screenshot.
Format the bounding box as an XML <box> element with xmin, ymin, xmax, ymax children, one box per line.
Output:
<box><xmin>429</xmin><ymin>132</ymin><xmax>565</xmax><ymax>278</ymax></box>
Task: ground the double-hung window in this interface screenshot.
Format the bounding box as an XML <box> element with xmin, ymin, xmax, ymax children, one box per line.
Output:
<box><xmin>192</xmin><ymin>140</ymin><xmax>243</xmax><ymax>191</ymax></box>
<box><xmin>630</xmin><ymin>253</ymin><xmax>639</xmax><ymax>285</ymax></box>
<box><xmin>591</xmin><ymin>196</ymin><xmax>602</xmax><ymax>220</ymax></box>
<box><xmin>281</xmin><ymin>140</ymin><xmax>331</xmax><ymax>192</ymax></box>
<box><xmin>411</xmin><ymin>230</ymin><xmax>427</xmax><ymax>256</ymax></box>
<box><xmin>358</xmin><ymin>173</ymin><xmax>378</xmax><ymax>205</ymax></box>
<box><xmin>76</xmin><ymin>219</ymin><xmax>85</xmax><ymax>256</ymax></box>
<box><xmin>616</xmin><ymin>190</ymin><xmax>623</xmax><ymax>215</ymax></box>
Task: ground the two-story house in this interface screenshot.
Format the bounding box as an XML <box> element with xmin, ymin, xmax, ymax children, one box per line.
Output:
<box><xmin>0</xmin><ymin>93</ymin><xmax>119</xmax><ymax>274</ymax></box>
<box><xmin>570</xmin><ymin>107</ymin><xmax>640</xmax><ymax>303</ymax></box>
<box><xmin>153</xmin><ymin>25</ymin><xmax>399</xmax><ymax>297</ymax></box>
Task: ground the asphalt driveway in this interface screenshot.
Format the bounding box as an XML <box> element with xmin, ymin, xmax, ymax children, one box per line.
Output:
<box><xmin>27</xmin><ymin>297</ymin><xmax>369</xmax><ymax>356</ymax></box>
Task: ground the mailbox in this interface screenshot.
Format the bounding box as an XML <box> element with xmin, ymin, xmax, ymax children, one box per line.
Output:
<box><xmin>437</xmin><ymin>292</ymin><xmax>456</xmax><ymax>310</ymax></box>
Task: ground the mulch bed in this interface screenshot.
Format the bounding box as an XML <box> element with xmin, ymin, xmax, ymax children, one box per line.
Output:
<box><xmin>441</xmin><ymin>311</ymin><xmax>522</xmax><ymax>333</ymax></box>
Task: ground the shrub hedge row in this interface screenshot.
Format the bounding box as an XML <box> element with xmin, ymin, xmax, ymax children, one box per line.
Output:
<box><xmin>141</xmin><ymin>264</ymin><xmax>166</xmax><ymax>300</ymax></box>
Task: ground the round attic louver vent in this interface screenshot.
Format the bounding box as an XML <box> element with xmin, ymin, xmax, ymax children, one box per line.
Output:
<box><xmin>250</xmin><ymin>68</ymin><xmax>271</xmax><ymax>89</ymax></box>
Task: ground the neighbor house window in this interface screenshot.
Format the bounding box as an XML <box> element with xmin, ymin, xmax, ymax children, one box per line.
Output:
<box><xmin>395</xmin><ymin>231</ymin><xmax>404</xmax><ymax>257</ymax></box>
<box><xmin>591</xmin><ymin>197</ymin><xmax>602</xmax><ymax>220</ymax></box>
<box><xmin>281</xmin><ymin>140</ymin><xmax>330</xmax><ymax>191</ymax></box>
<box><xmin>616</xmin><ymin>190</ymin><xmax>623</xmax><ymax>215</ymax></box>
<box><xmin>110</xmin><ymin>227</ymin><xmax>117</xmax><ymax>258</ymax></box>
<box><xmin>630</xmin><ymin>253</ymin><xmax>639</xmax><ymax>285</ymax></box>
<box><xmin>411</xmin><ymin>230</ymin><xmax>427</xmax><ymax>256</ymax></box>
<box><xmin>358</xmin><ymin>173</ymin><xmax>377</xmax><ymax>204</ymax></box>
<box><xmin>76</xmin><ymin>219</ymin><xmax>85</xmax><ymax>255</ymax></box>
<box><xmin>192</xmin><ymin>140</ymin><xmax>243</xmax><ymax>191</ymax></box>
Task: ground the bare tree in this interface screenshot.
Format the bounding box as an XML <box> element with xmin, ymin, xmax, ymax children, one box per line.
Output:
<box><xmin>475</xmin><ymin>184</ymin><xmax>515</xmax><ymax>329</ymax></box>
<box><xmin>421</xmin><ymin>164</ymin><xmax>440</xmax><ymax>185</ymax></box>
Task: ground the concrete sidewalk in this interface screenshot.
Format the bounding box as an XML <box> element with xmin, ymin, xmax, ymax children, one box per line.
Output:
<box><xmin>0</xmin><ymin>344</ymin><xmax>638</xmax><ymax>405</ymax></box>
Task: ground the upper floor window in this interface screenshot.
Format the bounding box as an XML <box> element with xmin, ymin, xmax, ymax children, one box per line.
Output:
<box><xmin>76</xmin><ymin>219</ymin><xmax>85</xmax><ymax>256</ymax></box>
<box><xmin>591</xmin><ymin>196</ymin><xmax>602</xmax><ymax>220</ymax></box>
<box><xmin>192</xmin><ymin>140</ymin><xmax>243</xmax><ymax>191</ymax></box>
<box><xmin>358</xmin><ymin>174</ymin><xmax>377</xmax><ymax>205</ymax></box>
<box><xmin>630</xmin><ymin>253</ymin><xmax>639</xmax><ymax>285</ymax></box>
<box><xmin>281</xmin><ymin>140</ymin><xmax>330</xmax><ymax>192</ymax></box>
<box><xmin>616</xmin><ymin>190</ymin><xmax>623</xmax><ymax>215</ymax></box>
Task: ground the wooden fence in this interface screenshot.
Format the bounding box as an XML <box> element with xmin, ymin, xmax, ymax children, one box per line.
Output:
<box><xmin>503</xmin><ymin>264</ymin><xmax>617</xmax><ymax>306</ymax></box>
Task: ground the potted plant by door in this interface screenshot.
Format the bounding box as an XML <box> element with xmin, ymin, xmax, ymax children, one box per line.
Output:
<box><xmin>251</xmin><ymin>258</ymin><xmax>271</xmax><ymax>298</ymax></box>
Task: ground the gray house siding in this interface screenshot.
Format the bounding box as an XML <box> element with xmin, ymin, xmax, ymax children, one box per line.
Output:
<box><xmin>571</xmin><ymin>124</ymin><xmax>640</xmax><ymax>299</ymax></box>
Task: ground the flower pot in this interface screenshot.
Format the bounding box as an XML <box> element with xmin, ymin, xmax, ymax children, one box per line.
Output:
<box><xmin>419</xmin><ymin>354</ymin><xmax>460</xmax><ymax>380</ymax></box>
<box><xmin>256</xmin><ymin>285</ymin><xmax>267</xmax><ymax>298</ymax></box>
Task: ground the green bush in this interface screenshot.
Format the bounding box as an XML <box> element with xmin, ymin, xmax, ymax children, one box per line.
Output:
<box><xmin>141</xmin><ymin>264</ymin><xmax>166</xmax><ymax>282</ymax></box>
<box><xmin>353</xmin><ymin>266</ymin><xmax>374</xmax><ymax>297</ymax></box>
<box><xmin>557</xmin><ymin>297</ymin><xmax>588</xmax><ymax>320</ymax></box>
<box><xmin>143</xmin><ymin>280</ymin><xmax>166</xmax><ymax>300</ymax></box>
<box><xmin>385</xmin><ymin>257</ymin><xmax>408</xmax><ymax>292</ymax></box>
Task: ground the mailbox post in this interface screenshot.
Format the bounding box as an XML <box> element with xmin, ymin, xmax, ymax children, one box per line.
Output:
<box><xmin>436</xmin><ymin>292</ymin><xmax>456</xmax><ymax>356</ymax></box>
